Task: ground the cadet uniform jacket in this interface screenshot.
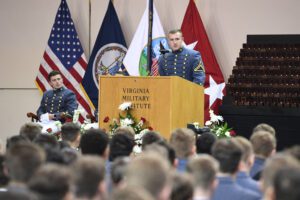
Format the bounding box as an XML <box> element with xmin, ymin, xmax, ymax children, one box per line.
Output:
<box><xmin>158</xmin><ymin>47</ymin><xmax>205</xmax><ymax>85</ymax></box>
<box><xmin>37</xmin><ymin>87</ymin><xmax>78</xmax><ymax>121</ymax></box>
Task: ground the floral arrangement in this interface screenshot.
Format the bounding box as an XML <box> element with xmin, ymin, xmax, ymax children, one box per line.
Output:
<box><xmin>104</xmin><ymin>102</ymin><xmax>153</xmax><ymax>153</ymax></box>
<box><xmin>72</xmin><ymin>109</ymin><xmax>99</xmax><ymax>133</ymax></box>
<box><xmin>204</xmin><ymin>110</ymin><xmax>236</xmax><ymax>138</ymax></box>
<box><xmin>104</xmin><ymin>102</ymin><xmax>152</xmax><ymax>135</ymax></box>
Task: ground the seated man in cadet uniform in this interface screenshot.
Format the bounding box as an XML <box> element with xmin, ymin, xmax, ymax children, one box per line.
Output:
<box><xmin>158</xmin><ymin>29</ymin><xmax>205</xmax><ymax>85</ymax></box>
<box><xmin>37</xmin><ymin>70</ymin><xmax>78</xmax><ymax>123</ymax></box>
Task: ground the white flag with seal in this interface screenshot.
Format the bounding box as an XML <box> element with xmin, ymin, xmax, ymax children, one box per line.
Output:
<box><xmin>123</xmin><ymin>0</ymin><xmax>168</xmax><ymax>76</ymax></box>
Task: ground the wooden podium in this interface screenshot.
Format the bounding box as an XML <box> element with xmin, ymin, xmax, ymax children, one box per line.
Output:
<box><xmin>98</xmin><ymin>76</ymin><xmax>204</xmax><ymax>139</ymax></box>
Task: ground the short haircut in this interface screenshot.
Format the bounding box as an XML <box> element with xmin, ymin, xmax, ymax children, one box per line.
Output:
<box><xmin>250</xmin><ymin>131</ymin><xmax>276</xmax><ymax>158</ymax></box>
<box><xmin>112</xmin><ymin>187</ymin><xmax>154</xmax><ymax>200</ymax></box>
<box><xmin>168</xmin><ymin>29</ymin><xmax>182</xmax><ymax>35</ymax></box>
<box><xmin>212</xmin><ymin>139</ymin><xmax>242</xmax><ymax>174</ymax></box>
<box><xmin>80</xmin><ymin>129</ymin><xmax>109</xmax><ymax>156</ymax></box>
<box><xmin>0</xmin><ymin>190</ymin><xmax>37</xmax><ymax>200</ymax></box>
<box><xmin>169</xmin><ymin>128</ymin><xmax>195</xmax><ymax>159</ymax></box>
<box><xmin>144</xmin><ymin>143</ymin><xmax>168</xmax><ymax>160</ymax></box>
<box><xmin>5</xmin><ymin>143</ymin><xmax>45</xmax><ymax>183</ymax></box>
<box><xmin>233</xmin><ymin>136</ymin><xmax>254</xmax><ymax>163</ymax></box>
<box><xmin>109</xmin><ymin>133</ymin><xmax>135</xmax><ymax>162</ymax></box>
<box><xmin>284</xmin><ymin>145</ymin><xmax>300</xmax><ymax>162</ymax></box>
<box><xmin>253</xmin><ymin>123</ymin><xmax>276</xmax><ymax>136</ymax></box>
<box><xmin>6</xmin><ymin>135</ymin><xmax>30</xmax><ymax>150</ymax></box>
<box><xmin>156</xmin><ymin>140</ymin><xmax>176</xmax><ymax>166</ymax></box>
<box><xmin>196</xmin><ymin>132</ymin><xmax>217</xmax><ymax>154</ymax></box>
<box><xmin>72</xmin><ymin>156</ymin><xmax>106</xmax><ymax>199</ymax></box>
<box><xmin>28</xmin><ymin>164</ymin><xmax>72</xmax><ymax>200</ymax></box>
<box><xmin>126</xmin><ymin>153</ymin><xmax>169</xmax><ymax>198</ymax></box>
<box><xmin>187</xmin><ymin>155</ymin><xmax>219</xmax><ymax>189</ymax></box>
<box><xmin>111</xmin><ymin>157</ymin><xmax>130</xmax><ymax>185</ymax></box>
<box><xmin>141</xmin><ymin>131</ymin><xmax>162</xmax><ymax>150</ymax></box>
<box><xmin>33</xmin><ymin>134</ymin><xmax>59</xmax><ymax>150</ymax></box>
<box><xmin>261</xmin><ymin>153</ymin><xmax>300</xmax><ymax>191</ymax></box>
<box><xmin>61</xmin><ymin>122</ymin><xmax>80</xmax><ymax>142</ymax></box>
<box><xmin>170</xmin><ymin>172</ymin><xmax>194</xmax><ymax>200</ymax></box>
<box><xmin>19</xmin><ymin>122</ymin><xmax>42</xmax><ymax>141</ymax></box>
<box><xmin>114</xmin><ymin>126</ymin><xmax>135</xmax><ymax>140</ymax></box>
<box><xmin>48</xmin><ymin>70</ymin><xmax>62</xmax><ymax>81</ymax></box>
<box><xmin>274</xmin><ymin>167</ymin><xmax>300</xmax><ymax>200</ymax></box>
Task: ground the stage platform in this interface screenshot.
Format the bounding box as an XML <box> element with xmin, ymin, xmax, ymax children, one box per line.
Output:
<box><xmin>220</xmin><ymin>101</ymin><xmax>300</xmax><ymax>151</ymax></box>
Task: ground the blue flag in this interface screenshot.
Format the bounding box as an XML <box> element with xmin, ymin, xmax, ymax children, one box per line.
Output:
<box><xmin>82</xmin><ymin>0</ymin><xmax>127</xmax><ymax>111</ymax></box>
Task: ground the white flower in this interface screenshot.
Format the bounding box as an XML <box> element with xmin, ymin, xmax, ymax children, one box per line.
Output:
<box><xmin>54</xmin><ymin>121</ymin><xmax>62</xmax><ymax>130</ymax></box>
<box><xmin>82</xmin><ymin>123</ymin><xmax>99</xmax><ymax>130</ymax></box>
<box><xmin>205</xmin><ymin>121</ymin><xmax>212</xmax><ymax>126</ymax></box>
<box><xmin>193</xmin><ymin>122</ymin><xmax>200</xmax><ymax>129</ymax></box>
<box><xmin>118</xmin><ymin>102</ymin><xmax>132</xmax><ymax>111</ymax></box>
<box><xmin>120</xmin><ymin>118</ymin><xmax>134</xmax><ymax>127</ymax></box>
<box><xmin>135</xmin><ymin>133</ymin><xmax>143</xmax><ymax>141</ymax></box>
<box><xmin>210</xmin><ymin>114</ymin><xmax>223</xmax><ymax>123</ymax></box>
<box><xmin>225</xmin><ymin>131</ymin><xmax>231</xmax><ymax>137</ymax></box>
<box><xmin>137</xmin><ymin>120</ymin><xmax>144</xmax><ymax>127</ymax></box>
<box><xmin>133</xmin><ymin>145</ymin><xmax>142</xmax><ymax>154</ymax></box>
<box><xmin>209</xmin><ymin>109</ymin><xmax>223</xmax><ymax>123</ymax></box>
<box><xmin>73</xmin><ymin>109</ymin><xmax>84</xmax><ymax>123</ymax></box>
<box><xmin>216</xmin><ymin>129</ymin><xmax>221</xmax><ymax>136</ymax></box>
<box><xmin>139</xmin><ymin>128</ymin><xmax>149</xmax><ymax>136</ymax></box>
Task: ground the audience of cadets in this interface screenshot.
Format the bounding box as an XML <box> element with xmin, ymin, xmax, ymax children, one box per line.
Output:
<box><xmin>28</xmin><ymin>164</ymin><xmax>72</xmax><ymax>200</ymax></box>
<box><xmin>233</xmin><ymin>137</ymin><xmax>262</xmax><ymax>197</ymax></box>
<box><xmin>261</xmin><ymin>153</ymin><xmax>300</xmax><ymax>200</ymax></box>
<box><xmin>0</xmin><ymin>121</ymin><xmax>300</xmax><ymax>200</ymax></box>
<box><xmin>249</xmin><ymin>128</ymin><xmax>277</xmax><ymax>180</ymax></box>
<box><xmin>61</xmin><ymin>122</ymin><xmax>81</xmax><ymax>150</ymax></box>
<box><xmin>186</xmin><ymin>155</ymin><xmax>219</xmax><ymax>200</ymax></box>
<box><xmin>19</xmin><ymin>122</ymin><xmax>42</xmax><ymax>142</ymax></box>
<box><xmin>79</xmin><ymin>128</ymin><xmax>109</xmax><ymax>159</ymax></box>
<box><xmin>72</xmin><ymin>156</ymin><xmax>106</xmax><ymax>200</ymax></box>
<box><xmin>196</xmin><ymin>132</ymin><xmax>217</xmax><ymax>155</ymax></box>
<box><xmin>169</xmin><ymin>172</ymin><xmax>194</xmax><ymax>200</ymax></box>
<box><xmin>273</xmin><ymin>167</ymin><xmax>300</xmax><ymax>200</ymax></box>
<box><xmin>211</xmin><ymin>139</ymin><xmax>261</xmax><ymax>200</ymax></box>
<box><xmin>125</xmin><ymin>152</ymin><xmax>171</xmax><ymax>200</ymax></box>
<box><xmin>169</xmin><ymin>128</ymin><xmax>196</xmax><ymax>172</ymax></box>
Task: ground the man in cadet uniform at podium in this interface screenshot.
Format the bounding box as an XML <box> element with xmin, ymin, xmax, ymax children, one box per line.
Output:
<box><xmin>37</xmin><ymin>70</ymin><xmax>78</xmax><ymax>123</ymax></box>
<box><xmin>158</xmin><ymin>29</ymin><xmax>205</xmax><ymax>85</ymax></box>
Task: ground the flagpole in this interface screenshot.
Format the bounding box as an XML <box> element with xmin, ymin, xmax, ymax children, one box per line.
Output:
<box><xmin>88</xmin><ymin>0</ymin><xmax>91</xmax><ymax>57</ymax></box>
<box><xmin>147</xmin><ymin>0</ymin><xmax>153</xmax><ymax>75</ymax></box>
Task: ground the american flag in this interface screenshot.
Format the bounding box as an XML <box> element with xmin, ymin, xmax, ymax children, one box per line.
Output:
<box><xmin>35</xmin><ymin>0</ymin><xmax>92</xmax><ymax>121</ymax></box>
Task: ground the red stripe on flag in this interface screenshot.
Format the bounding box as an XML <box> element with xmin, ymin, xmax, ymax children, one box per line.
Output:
<box><xmin>39</xmin><ymin>65</ymin><xmax>50</xmax><ymax>82</ymax></box>
<box><xmin>78</xmin><ymin>57</ymin><xmax>87</xmax><ymax>70</ymax></box>
<box><xmin>151</xmin><ymin>59</ymin><xmax>159</xmax><ymax>76</ymax></box>
<box><xmin>36</xmin><ymin>78</ymin><xmax>46</xmax><ymax>92</ymax></box>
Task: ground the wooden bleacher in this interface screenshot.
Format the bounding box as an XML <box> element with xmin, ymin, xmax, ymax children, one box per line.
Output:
<box><xmin>220</xmin><ymin>35</ymin><xmax>300</xmax><ymax>150</ymax></box>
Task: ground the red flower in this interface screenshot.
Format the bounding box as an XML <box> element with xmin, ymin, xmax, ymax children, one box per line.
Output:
<box><xmin>141</xmin><ymin>117</ymin><xmax>146</xmax><ymax>123</ymax></box>
<box><xmin>103</xmin><ymin>116</ymin><xmax>110</xmax><ymax>123</ymax></box>
<box><xmin>229</xmin><ymin>130</ymin><xmax>236</xmax><ymax>137</ymax></box>
<box><xmin>46</xmin><ymin>128</ymin><xmax>52</xmax><ymax>133</ymax></box>
<box><xmin>148</xmin><ymin>127</ymin><xmax>153</xmax><ymax>131</ymax></box>
<box><xmin>65</xmin><ymin>118</ymin><xmax>72</xmax><ymax>123</ymax></box>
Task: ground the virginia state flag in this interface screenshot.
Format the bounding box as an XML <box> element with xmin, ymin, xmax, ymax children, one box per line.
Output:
<box><xmin>123</xmin><ymin>0</ymin><xmax>168</xmax><ymax>76</ymax></box>
<box><xmin>181</xmin><ymin>0</ymin><xmax>225</xmax><ymax>121</ymax></box>
<box><xmin>81</xmin><ymin>0</ymin><xmax>127</xmax><ymax>111</ymax></box>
